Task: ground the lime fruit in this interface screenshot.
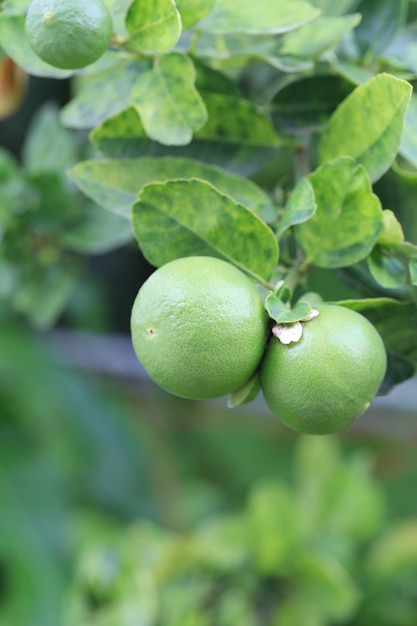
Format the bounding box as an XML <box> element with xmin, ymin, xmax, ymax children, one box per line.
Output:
<box><xmin>25</xmin><ymin>0</ymin><xmax>112</xmax><ymax>70</ymax></box>
<box><xmin>260</xmin><ymin>304</ymin><xmax>387</xmax><ymax>434</ymax></box>
<box><xmin>131</xmin><ymin>256</ymin><xmax>269</xmax><ymax>400</ymax></box>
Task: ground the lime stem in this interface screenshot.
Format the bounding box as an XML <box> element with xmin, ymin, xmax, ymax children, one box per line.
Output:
<box><xmin>279</xmin><ymin>256</ymin><xmax>311</xmax><ymax>295</ymax></box>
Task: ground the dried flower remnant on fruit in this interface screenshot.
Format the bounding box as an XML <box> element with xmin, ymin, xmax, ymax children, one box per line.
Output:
<box><xmin>273</xmin><ymin>322</ymin><xmax>302</xmax><ymax>344</ymax></box>
<box><xmin>272</xmin><ymin>308</ymin><xmax>319</xmax><ymax>345</ymax></box>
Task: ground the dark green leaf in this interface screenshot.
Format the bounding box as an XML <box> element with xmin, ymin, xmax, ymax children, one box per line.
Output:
<box><xmin>319</xmin><ymin>74</ymin><xmax>412</xmax><ymax>183</ymax></box>
<box><xmin>368</xmin><ymin>248</ymin><xmax>410</xmax><ymax>289</ymax></box>
<box><xmin>198</xmin><ymin>0</ymin><xmax>320</xmax><ymax>35</ymax></box>
<box><xmin>277</xmin><ymin>178</ymin><xmax>316</xmax><ymax>237</ymax></box>
<box><xmin>336</xmin><ymin>297</ymin><xmax>417</xmax><ymax>369</ymax></box>
<box><xmin>130</xmin><ymin>53</ymin><xmax>207</xmax><ymax>145</ymax></box>
<box><xmin>68</xmin><ymin>157</ymin><xmax>272</xmax><ymax>218</ymax></box>
<box><xmin>271</xmin><ymin>75</ymin><xmax>354</xmax><ymax>131</ymax></box>
<box><xmin>132</xmin><ymin>178</ymin><xmax>279</xmax><ymax>280</ymax></box>
<box><xmin>296</xmin><ymin>157</ymin><xmax>383</xmax><ymax>268</ymax></box>
<box><xmin>125</xmin><ymin>0</ymin><xmax>181</xmax><ymax>54</ymax></box>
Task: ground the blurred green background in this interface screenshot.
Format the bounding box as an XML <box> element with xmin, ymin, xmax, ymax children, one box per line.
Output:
<box><xmin>1</xmin><ymin>71</ymin><xmax>417</xmax><ymax>626</ymax></box>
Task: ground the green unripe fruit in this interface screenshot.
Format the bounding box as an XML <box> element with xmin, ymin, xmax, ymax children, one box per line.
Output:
<box><xmin>25</xmin><ymin>0</ymin><xmax>112</xmax><ymax>70</ymax></box>
<box><xmin>261</xmin><ymin>304</ymin><xmax>387</xmax><ymax>434</ymax></box>
<box><xmin>131</xmin><ymin>256</ymin><xmax>269</xmax><ymax>400</ymax></box>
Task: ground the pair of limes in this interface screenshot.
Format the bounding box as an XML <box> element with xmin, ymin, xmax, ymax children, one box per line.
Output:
<box><xmin>131</xmin><ymin>256</ymin><xmax>387</xmax><ymax>435</ymax></box>
<box><xmin>25</xmin><ymin>0</ymin><xmax>112</xmax><ymax>70</ymax></box>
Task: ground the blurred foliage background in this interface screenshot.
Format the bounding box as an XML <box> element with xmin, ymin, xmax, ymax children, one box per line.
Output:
<box><xmin>1</xmin><ymin>42</ymin><xmax>417</xmax><ymax>626</ymax></box>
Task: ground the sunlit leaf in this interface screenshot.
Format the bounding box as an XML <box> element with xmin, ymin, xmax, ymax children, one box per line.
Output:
<box><xmin>319</xmin><ymin>74</ymin><xmax>412</xmax><ymax>183</ymax></box>
<box><xmin>68</xmin><ymin>157</ymin><xmax>271</xmax><ymax>218</ymax></box>
<box><xmin>125</xmin><ymin>0</ymin><xmax>181</xmax><ymax>54</ymax></box>
<box><xmin>198</xmin><ymin>0</ymin><xmax>320</xmax><ymax>35</ymax></box>
<box><xmin>296</xmin><ymin>157</ymin><xmax>383</xmax><ymax>268</ymax></box>
<box><xmin>132</xmin><ymin>178</ymin><xmax>278</xmax><ymax>280</ymax></box>
<box><xmin>130</xmin><ymin>53</ymin><xmax>207</xmax><ymax>145</ymax></box>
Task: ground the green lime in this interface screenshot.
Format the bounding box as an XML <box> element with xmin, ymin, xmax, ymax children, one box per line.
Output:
<box><xmin>261</xmin><ymin>304</ymin><xmax>387</xmax><ymax>434</ymax></box>
<box><xmin>25</xmin><ymin>0</ymin><xmax>112</xmax><ymax>70</ymax></box>
<box><xmin>131</xmin><ymin>256</ymin><xmax>269</xmax><ymax>400</ymax></box>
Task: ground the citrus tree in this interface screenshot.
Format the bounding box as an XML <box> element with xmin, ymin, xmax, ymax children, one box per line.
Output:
<box><xmin>0</xmin><ymin>0</ymin><xmax>417</xmax><ymax>432</ymax></box>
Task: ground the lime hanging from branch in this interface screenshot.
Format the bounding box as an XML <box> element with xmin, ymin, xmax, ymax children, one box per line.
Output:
<box><xmin>261</xmin><ymin>304</ymin><xmax>387</xmax><ymax>434</ymax></box>
<box><xmin>25</xmin><ymin>0</ymin><xmax>113</xmax><ymax>70</ymax></box>
<box><xmin>131</xmin><ymin>256</ymin><xmax>269</xmax><ymax>400</ymax></box>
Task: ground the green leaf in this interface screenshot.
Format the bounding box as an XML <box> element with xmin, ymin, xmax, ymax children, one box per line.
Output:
<box><xmin>410</xmin><ymin>259</ymin><xmax>417</xmax><ymax>285</ymax></box>
<box><xmin>278</xmin><ymin>14</ymin><xmax>361</xmax><ymax>59</ymax></box>
<box><xmin>13</xmin><ymin>260</ymin><xmax>79</xmax><ymax>329</ymax></box>
<box><xmin>22</xmin><ymin>103</ymin><xmax>77</xmax><ymax>175</ymax></box>
<box><xmin>176</xmin><ymin>0</ymin><xmax>216</xmax><ymax>30</ymax></box>
<box><xmin>368</xmin><ymin>248</ymin><xmax>410</xmax><ymax>289</ymax></box>
<box><xmin>382</xmin><ymin>21</ymin><xmax>417</xmax><ymax>76</ymax></box>
<box><xmin>60</xmin><ymin>59</ymin><xmax>149</xmax><ymax>130</ymax></box>
<box><xmin>68</xmin><ymin>157</ymin><xmax>272</xmax><ymax>218</ymax></box>
<box><xmin>295</xmin><ymin>553</ymin><xmax>360</xmax><ymax>622</ymax></box>
<box><xmin>125</xmin><ymin>0</ymin><xmax>181</xmax><ymax>54</ymax></box>
<box><xmin>265</xmin><ymin>293</ymin><xmax>312</xmax><ymax>323</ymax></box>
<box><xmin>247</xmin><ymin>481</ymin><xmax>300</xmax><ymax>575</ymax></box>
<box><xmin>90</xmin><ymin>93</ymin><xmax>279</xmax><ymax>175</ymax></box>
<box><xmin>227</xmin><ymin>372</ymin><xmax>261</xmax><ymax>408</ymax></box>
<box><xmin>336</xmin><ymin>297</ymin><xmax>417</xmax><ymax>369</ymax></box>
<box><xmin>271</xmin><ymin>75</ymin><xmax>354</xmax><ymax>131</ymax></box>
<box><xmin>132</xmin><ymin>178</ymin><xmax>279</xmax><ymax>280</ymax></box>
<box><xmin>309</xmin><ymin>0</ymin><xmax>360</xmax><ymax>15</ymax></box>
<box><xmin>296</xmin><ymin>157</ymin><xmax>383</xmax><ymax>268</ymax></box>
<box><xmin>366</xmin><ymin>521</ymin><xmax>417</xmax><ymax>579</ymax></box>
<box><xmin>130</xmin><ymin>53</ymin><xmax>207</xmax><ymax>145</ymax></box>
<box><xmin>272</xmin><ymin>593</ymin><xmax>324</xmax><ymax>626</ymax></box>
<box><xmin>198</xmin><ymin>0</ymin><xmax>320</xmax><ymax>35</ymax></box>
<box><xmin>319</xmin><ymin>74</ymin><xmax>413</xmax><ymax>183</ymax></box>
<box><xmin>333</xmin><ymin>60</ymin><xmax>374</xmax><ymax>86</ymax></box>
<box><xmin>277</xmin><ymin>178</ymin><xmax>316</xmax><ymax>237</ymax></box>
<box><xmin>2</xmin><ymin>0</ymin><xmax>31</xmax><ymax>15</ymax></box>
<box><xmin>294</xmin><ymin>436</ymin><xmax>343</xmax><ymax>540</ymax></box>
<box><xmin>0</xmin><ymin>462</ymin><xmax>68</xmax><ymax>626</ymax></box>
<box><xmin>355</xmin><ymin>0</ymin><xmax>407</xmax><ymax>61</ymax></box>
<box><xmin>378</xmin><ymin>209</ymin><xmax>405</xmax><ymax>246</ymax></box>
<box><xmin>197</xmin><ymin>514</ymin><xmax>250</xmax><ymax>571</ymax></box>
<box><xmin>62</xmin><ymin>203</ymin><xmax>133</xmax><ymax>254</ymax></box>
<box><xmin>0</xmin><ymin>15</ymin><xmax>72</xmax><ymax>78</ymax></box>
<box><xmin>399</xmin><ymin>93</ymin><xmax>417</xmax><ymax>169</ymax></box>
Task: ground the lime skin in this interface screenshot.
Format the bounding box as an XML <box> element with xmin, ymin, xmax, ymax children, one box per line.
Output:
<box><xmin>131</xmin><ymin>256</ymin><xmax>269</xmax><ymax>400</ymax></box>
<box><xmin>25</xmin><ymin>0</ymin><xmax>112</xmax><ymax>70</ymax></box>
<box><xmin>260</xmin><ymin>304</ymin><xmax>387</xmax><ymax>435</ymax></box>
